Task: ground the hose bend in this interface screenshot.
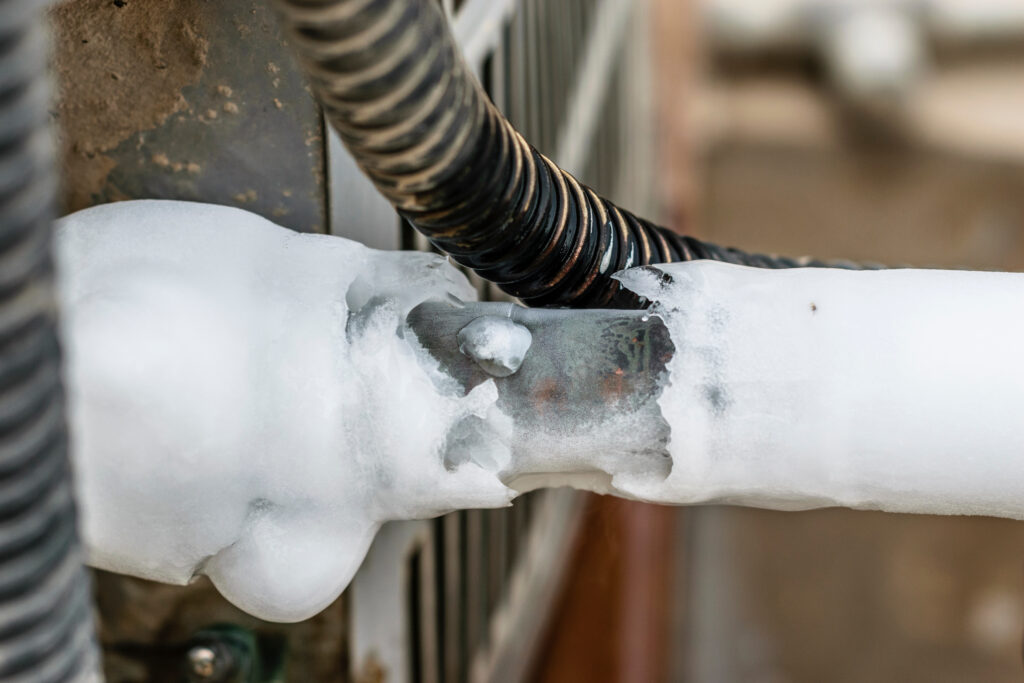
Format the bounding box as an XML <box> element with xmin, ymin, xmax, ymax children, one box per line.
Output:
<box><xmin>273</xmin><ymin>0</ymin><xmax>869</xmax><ymax>307</ymax></box>
<box><xmin>0</xmin><ymin>0</ymin><xmax>99</xmax><ymax>679</ymax></box>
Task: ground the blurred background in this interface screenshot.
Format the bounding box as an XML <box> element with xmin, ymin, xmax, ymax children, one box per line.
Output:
<box><xmin>48</xmin><ymin>0</ymin><xmax>1024</xmax><ymax>680</ymax></box>
<box><xmin>640</xmin><ymin>0</ymin><xmax>1024</xmax><ymax>681</ymax></box>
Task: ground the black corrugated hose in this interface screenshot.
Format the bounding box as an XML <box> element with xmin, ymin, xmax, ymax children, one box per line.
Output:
<box><xmin>0</xmin><ymin>0</ymin><xmax>99</xmax><ymax>680</ymax></box>
<box><xmin>272</xmin><ymin>0</ymin><xmax>873</xmax><ymax>308</ymax></box>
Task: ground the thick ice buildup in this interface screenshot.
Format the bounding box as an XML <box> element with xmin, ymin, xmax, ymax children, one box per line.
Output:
<box><xmin>613</xmin><ymin>262</ymin><xmax>1024</xmax><ymax>519</ymax></box>
<box><xmin>55</xmin><ymin>198</ymin><xmax>1024</xmax><ymax>622</ymax></box>
<box><xmin>56</xmin><ymin>200</ymin><xmax>512</xmax><ymax>622</ymax></box>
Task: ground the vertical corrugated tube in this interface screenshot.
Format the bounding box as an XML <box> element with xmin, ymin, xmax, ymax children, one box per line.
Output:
<box><xmin>0</xmin><ymin>0</ymin><xmax>99</xmax><ymax>680</ymax></box>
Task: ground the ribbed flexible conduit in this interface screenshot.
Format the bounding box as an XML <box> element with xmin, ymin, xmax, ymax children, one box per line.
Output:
<box><xmin>0</xmin><ymin>0</ymin><xmax>99</xmax><ymax>679</ymax></box>
<box><xmin>272</xmin><ymin>0</ymin><xmax>872</xmax><ymax>307</ymax></box>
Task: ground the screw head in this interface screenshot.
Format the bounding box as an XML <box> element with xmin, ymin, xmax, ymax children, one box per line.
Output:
<box><xmin>187</xmin><ymin>645</ymin><xmax>220</xmax><ymax>680</ymax></box>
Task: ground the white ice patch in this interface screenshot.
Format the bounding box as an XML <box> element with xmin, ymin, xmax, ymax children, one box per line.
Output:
<box><xmin>56</xmin><ymin>200</ymin><xmax>512</xmax><ymax>622</ymax></box>
<box><xmin>613</xmin><ymin>261</ymin><xmax>1024</xmax><ymax>519</ymax></box>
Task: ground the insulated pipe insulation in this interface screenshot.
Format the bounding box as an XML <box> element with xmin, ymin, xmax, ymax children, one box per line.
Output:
<box><xmin>0</xmin><ymin>0</ymin><xmax>98</xmax><ymax>680</ymax></box>
<box><xmin>270</xmin><ymin>0</ymin><xmax>871</xmax><ymax>308</ymax></box>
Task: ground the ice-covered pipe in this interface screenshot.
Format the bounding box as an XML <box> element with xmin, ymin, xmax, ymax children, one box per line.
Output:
<box><xmin>57</xmin><ymin>200</ymin><xmax>513</xmax><ymax>623</ymax></box>
<box><xmin>610</xmin><ymin>262</ymin><xmax>1024</xmax><ymax>518</ymax></box>
<box><xmin>56</xmin><ymin>200</ymin><xmax>1024</xmax><ymax>622</ymax></box>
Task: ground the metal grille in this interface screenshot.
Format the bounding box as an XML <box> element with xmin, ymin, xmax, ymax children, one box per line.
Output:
<box><xmin>327</xmin><ymin>1</ymin><xmax>657</xmax><ymax>681</ymax></box>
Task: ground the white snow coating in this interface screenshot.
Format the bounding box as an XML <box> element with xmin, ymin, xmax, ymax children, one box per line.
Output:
<box><xmin>56</xmin><ymin>200</ymin><xmax>512</xmax><ymax>622</ymax></box>
<box><xmin>457</xmin><ymin>316</ymin><xmax>532</xmax><ymax>377</ymax></box>
<box><xmin>611</xmin><ymin>262</ymin><xmax>1024</xmax><ymax>518</ymax></box>
<box><xmin>54</xmin><ymin>199</ymin><xmax>1024</xmax><ymax>623</ymax></box>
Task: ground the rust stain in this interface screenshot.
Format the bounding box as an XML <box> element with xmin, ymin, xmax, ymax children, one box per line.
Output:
<box><xmin>49</xmin><ymin>0</ymin><xmax>209</xmax><ymax>212</ymax></box>
<box><xmin>600</xmin><ymin>368</ymin><xmax>628</xmax><ymax>403</ymax></box>
<box><xmin>355</xmin><ymin>653</ymin><xmax>387</xmax><ymax>683</ymax></box>
<box><xmin>151</xmin><ymin>153</ymin><xmax>199</xmax><ymax>174</ymax></box>
<box><xmin>532</xmin><ymin>377</ymin><xmax>564</xmax><ymax>409</ymax></box>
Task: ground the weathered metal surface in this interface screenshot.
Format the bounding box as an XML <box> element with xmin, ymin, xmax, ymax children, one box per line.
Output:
<box><xmin>50</xmin><ymin>0</ymin><xmax>327</xmax><ymax>233</ymax></box>
<box><xmin>407</xmin><ymin>301</ymin><xmax>676</xmax><ymax>478</ymax></box>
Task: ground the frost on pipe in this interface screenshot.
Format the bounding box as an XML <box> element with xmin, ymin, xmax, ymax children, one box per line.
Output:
<box><xmin>55</xmin><ymin>200</ymin><xmax>1024</xmax><ymax>623</ymax></box>
<box><xmin>56</xmin><ymin>200</ymin><xmax>513</xmax><ymax>622</ymax></box>
<box><xmin>613</xmin><ymin>262</ymin><xmax>1024</xmax><ymax>518</ymax></box>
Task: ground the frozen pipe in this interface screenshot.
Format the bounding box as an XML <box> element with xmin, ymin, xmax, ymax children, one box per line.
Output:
<box><xmin>56</xmin><ymin>200</ymin><xmax>1024</xmax><ymax>622</ymax></box>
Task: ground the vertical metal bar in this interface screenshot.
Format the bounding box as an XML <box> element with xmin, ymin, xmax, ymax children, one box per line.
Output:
<box><xmin>487</xmin><ymin>510</ymin><xmax>509</xmax><ymax>616</ymax></box>
<box><xmin>419</xmin><ymin>539</ymin><xmax>441</xmax><ymax>683</ymax></box>
<box><xmin>440</xmin><ymin>514</ymin><xmax>463</xmax><ymax>683</ymax></box>
<box><xmin>457</xmin><ymin>512</ymin><xmax>471</xmax><ymax>683</ymax></box>
<box><xmin>464</xmin><ymin>509</ymin><xmax>488</xmax><ymax>658</ymax></box>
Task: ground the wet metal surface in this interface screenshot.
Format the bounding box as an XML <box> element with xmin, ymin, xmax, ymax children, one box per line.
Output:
<box><xmin>409</xmin><ymin>301</ymin><xmax>675</xmax><ymax>414</ymax></box>
<box><xmin>409</xmin><ymin>300</ymin><xmax>676</xmax><ymax>477</ymax></box>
